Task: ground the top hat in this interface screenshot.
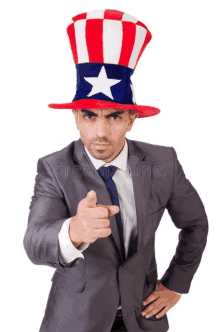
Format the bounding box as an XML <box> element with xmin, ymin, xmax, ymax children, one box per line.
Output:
<box><xmin>48</xmin><ymin>9</ymin><xmax>160</xmax><ymax>118</ymax></box>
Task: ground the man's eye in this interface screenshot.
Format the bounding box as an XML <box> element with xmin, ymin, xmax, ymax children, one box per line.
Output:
<box><xmin>85</xmin><ymin>115</ymin><xmax>94</xmax><ymax>119</ymax></box>
<box><xmin>83</xmin><ymin>114</ymin><xmax>98</xmax><ymax>120</ymax></box>
<box><xmin>110</xmin><ymin>115</ymin><xmax>120</xmax><ymax>120</ymax></box>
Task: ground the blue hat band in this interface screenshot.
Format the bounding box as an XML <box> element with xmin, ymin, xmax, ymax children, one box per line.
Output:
<box><xmin>72</xmin><ymin>63</ymin><xmax>136</xmax><ymax>105</ymax></box>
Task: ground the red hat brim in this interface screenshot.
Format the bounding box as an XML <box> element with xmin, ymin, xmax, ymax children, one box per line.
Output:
<box><xmin>48</xmin><ymin>99</ymin><xmax>160</xmax><ymax>118</ymax></box>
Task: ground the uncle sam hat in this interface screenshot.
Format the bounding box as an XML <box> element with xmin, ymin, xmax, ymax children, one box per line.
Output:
<box><xmin>48</xmin><ymin>9</ymin><xmax>160</xmax><ymax>118</ymax></box>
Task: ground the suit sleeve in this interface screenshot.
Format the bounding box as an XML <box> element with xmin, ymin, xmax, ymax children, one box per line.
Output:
<box><xmin>23</xmin><ymin>158</ymin><xmax>73</xmax><ymax>269</ymax></box>
<box><xmin>160</xmin><ymin>147</ymin><xmax>209</xmax><ymax>294</ymax></box>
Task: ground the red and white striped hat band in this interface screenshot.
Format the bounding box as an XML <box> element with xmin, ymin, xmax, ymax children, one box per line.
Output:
<box><xmin>48</xmin><ymin>9</ymin><xmax>161</xmax><ymax>119</ymax></box>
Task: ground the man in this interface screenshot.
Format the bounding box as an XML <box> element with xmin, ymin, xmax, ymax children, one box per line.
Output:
<box><xmin>23</xmin><ymin>9</ymin><xmax>208</xmax><ymax>332</ymax></box>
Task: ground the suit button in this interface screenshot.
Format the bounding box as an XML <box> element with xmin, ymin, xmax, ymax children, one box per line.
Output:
<box><xmin>77</xmin><ymin>282</ymin><xmax>86</xmax><ymax>293</ymax></box>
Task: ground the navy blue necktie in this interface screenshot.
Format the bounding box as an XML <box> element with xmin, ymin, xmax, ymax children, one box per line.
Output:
<box><xmin>98</xmin><ymin>165</ymin><xmax>125</xmax><ymax>308</ymax></box>
<box><xmin>97</xmin><ymin>165</ymin><xmax>126</xmax><ymax>262</ymax></box>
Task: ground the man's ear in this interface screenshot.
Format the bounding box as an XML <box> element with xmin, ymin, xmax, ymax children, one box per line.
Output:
<box><xmin>126</xmin><ymin>111</ymin><xmax>138</xmax><ymax>132</ymax></box>
<box><xmin>72</xmin><ymin>110</ymin><xmax>79</xmax><ymax>130</ymax></box>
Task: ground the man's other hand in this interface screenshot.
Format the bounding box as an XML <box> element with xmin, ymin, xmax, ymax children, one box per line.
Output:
<box><xmin>141</xmin><ymin>284</ymin><xmax>181</xmax><ymax>319</ymax></box>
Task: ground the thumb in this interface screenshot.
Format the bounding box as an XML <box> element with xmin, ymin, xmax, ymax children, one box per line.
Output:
<box><xmin>80</xmin><ymin>190</ymin><xmax>97</xmax><ymax>209</ymax></box>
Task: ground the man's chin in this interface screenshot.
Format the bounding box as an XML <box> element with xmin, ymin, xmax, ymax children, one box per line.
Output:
<box><xmin>92</xmin><ymin>150</ymin><xmax>108</xmax><ymax>159</ymax></box>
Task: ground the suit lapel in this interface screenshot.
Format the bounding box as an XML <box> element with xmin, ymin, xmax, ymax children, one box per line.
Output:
<box><xmin>126</xmin><ymin>138</ymin><xmax>152</xmax><ymax>255</ymax></box>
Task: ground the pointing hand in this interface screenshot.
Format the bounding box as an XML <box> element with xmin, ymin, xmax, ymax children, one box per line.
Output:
<box><xmin>69</xmin><ymin>190</ymin><xmax>119</xmax><ymax>246</ymax></box>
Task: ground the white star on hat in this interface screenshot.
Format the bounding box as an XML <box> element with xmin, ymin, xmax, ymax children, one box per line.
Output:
<box><xmin>84</xmin><ymin>66</ymin><xmax>121</xmax><ymax>100</ymax></box>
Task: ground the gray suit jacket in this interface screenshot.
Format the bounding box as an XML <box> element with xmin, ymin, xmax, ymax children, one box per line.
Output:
<box><xmin>23</xmin><ymin>138</ymin><xmax>208</xmax><ymax>332</ymax></box>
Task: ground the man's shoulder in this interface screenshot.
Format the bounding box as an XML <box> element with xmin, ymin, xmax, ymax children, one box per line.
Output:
<box><xmin>38</xmin><ymin>140</ymin><xmax>77</xmax><ymax>166</ymax></box>
<box><xmin>130</xmin><ymin>138</ymin><xmax>172</xmax><ymax>151</ymax></box>
<box><xmin>129</xmin><ymin>139</ymin><xmax>173</xmax><ymax>162</ymax></box>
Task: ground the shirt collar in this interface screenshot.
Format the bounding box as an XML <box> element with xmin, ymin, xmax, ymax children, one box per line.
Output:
<box><xmin>84</xmin><ymin>138</ymin><xmax>128</xmax><ymax>172</ymax></box>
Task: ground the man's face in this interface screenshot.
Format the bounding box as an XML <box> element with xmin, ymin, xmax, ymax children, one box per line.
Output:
<box><xmin>72</xmin><ymin>108</ymin><xmax>138</xmax><ymax>163</ymax></box>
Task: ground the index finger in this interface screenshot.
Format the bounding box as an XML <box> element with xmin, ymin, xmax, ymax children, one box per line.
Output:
<box><xmin>102</xmin><ymin>204</ymin><xmax>119</xmax><ymax>216</ymax></box>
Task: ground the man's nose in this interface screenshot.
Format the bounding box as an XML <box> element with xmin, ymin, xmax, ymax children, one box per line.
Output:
<box><xmin>95</xmin><ymin>118</ymin><xmax>110</xmax><ymax>137</ymax></box>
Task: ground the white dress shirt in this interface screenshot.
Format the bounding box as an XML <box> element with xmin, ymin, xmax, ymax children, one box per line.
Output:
<box><xmin>58</xmin><ymin>138</ymin><xmax>182</xmax><ymax>301</ymax></box>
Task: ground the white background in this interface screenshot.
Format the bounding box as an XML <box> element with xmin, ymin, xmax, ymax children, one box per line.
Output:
<box><xmin>1</xmin><ymin>0</ymin><xmax>219</xmax><ymax>331</ymax></box>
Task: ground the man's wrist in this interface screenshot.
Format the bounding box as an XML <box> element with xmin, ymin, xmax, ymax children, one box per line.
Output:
<box><xmin>68</xmin><ymin>216</ymin><xmax>82</xmax><ymax>248</ymax></box>
<box><xmin>71</xmin><ymin>240</ymin><xmax>82</xmax><ymax>248</ymax></box>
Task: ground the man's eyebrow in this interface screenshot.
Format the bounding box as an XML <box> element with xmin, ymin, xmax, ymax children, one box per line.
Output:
<box><xmin>80</xmin><ymin>109</ymin><xmax>125</xmax><ymax>117</ymax></box>
<box><xmin>106</xmin><ymin>110</ymin><xmax>125</xmax><ymax>117</ymax></box>
<box><xmin>80</xmin><ymin>109</ymin><xmax>97</xmax><ymax>116</ymax></box>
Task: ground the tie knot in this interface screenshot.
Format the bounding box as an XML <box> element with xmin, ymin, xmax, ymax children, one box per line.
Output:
<box><xmin>98</xmin><ymin>165</ymin><xmax>118</xmax><ymax>182</ymax></box>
